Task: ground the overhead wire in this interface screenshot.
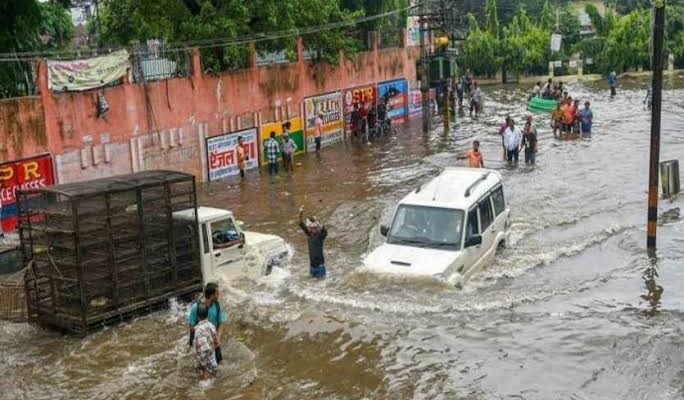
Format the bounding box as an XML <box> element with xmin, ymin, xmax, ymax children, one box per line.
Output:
<box><xmin>0</xmin><ymin>2</ymin><xmax>420</xmax><ymax>62</ymax></box>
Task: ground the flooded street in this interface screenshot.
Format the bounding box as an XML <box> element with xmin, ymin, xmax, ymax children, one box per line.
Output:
<box><xmin>2</xmin><ymin>77</ymin><xmax>684</xmax><ymax>399</ymax></box>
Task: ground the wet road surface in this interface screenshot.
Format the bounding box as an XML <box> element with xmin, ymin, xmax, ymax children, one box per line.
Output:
<box><xmin>2</xmin><ymin>76</ymin><xmax>683</xmax><ymax>399</ymax></box>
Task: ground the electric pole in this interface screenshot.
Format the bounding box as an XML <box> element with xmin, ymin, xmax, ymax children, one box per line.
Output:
<box><xmin>647</xmin><ymin>0</ymin><xmax>666</xmax><ymax>251</ymax></box>
<box><xmin>419</xmin><ymin>1</ymin><xmax>431</xmax><ymax>133</ymax></box>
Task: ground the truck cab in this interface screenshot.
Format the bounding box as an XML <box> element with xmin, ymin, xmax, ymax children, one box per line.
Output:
<box><xmin>173</xmin><ymin>207</ymin><xmax>290</xmax><ymax>283</ymax></box>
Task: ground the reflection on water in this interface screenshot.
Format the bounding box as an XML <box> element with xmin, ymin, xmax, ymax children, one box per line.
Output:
<box><xmin>2</xmin><ymin>77</ymin><xmax>684</xmax><ymax>399</ymax></box>
<box><xmin>642</xmin><ymin>253</ymin><xmax>664</xmax><ymax>317</ymax></box>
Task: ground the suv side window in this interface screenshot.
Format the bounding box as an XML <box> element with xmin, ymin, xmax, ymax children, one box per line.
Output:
<box><xmin>479</xmin><ymin>196</ymin><xmax>494</xmax><ymax>232</ymax></box>
<box><xmin>466</xmin><ymin>208</ymin><xmax>479</xmax><ymax>239</ymax></box>
<box><xmin>491</xmin><ymin>186</ymin><xmax>506</xmax><ymax>216</ymax></box>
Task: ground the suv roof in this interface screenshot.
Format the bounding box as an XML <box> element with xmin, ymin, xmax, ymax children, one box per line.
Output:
<box><xmin>399</xmin><ymin>168</ymin><xmax>502</xmax><ymax>210</ymax></box>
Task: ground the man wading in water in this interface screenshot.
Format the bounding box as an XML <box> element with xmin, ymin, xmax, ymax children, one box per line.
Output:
<box><xmin>187</xmin><ymin>283</ymin><xmax>227</xmax><ymax>366</ymax></box>
<box><xmin>298</xmin><ymin>205</ymin><xmax>328</xmax><ymax>278</ymax></box>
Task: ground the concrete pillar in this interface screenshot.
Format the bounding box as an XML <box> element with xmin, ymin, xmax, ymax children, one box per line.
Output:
<box><xmin>191</xmin><ymin>48</ymin><xmax>201</xmax><ymax>79</ymax></box>
<box><xmin>668</xmin><ymin>53</ymin><xmax>675</xmax><ymax>73</ymax></box>
<box><xmin>370</xmin><ymin>31</ymin><xmax>379</xmax><ymax>80</ymax></box>
<box><xmin>36</xmin><ymin>59</ymin><xmax>61</xmax><ymax>156</ymax></box>
<box><xmin>577</xmin><ymin>59</ymin><xmax>583</xmax><ymax>77</ymax></box>
<box><xmin>248</xmin><ymin>42</ymin><xmax>257</xmax><ymax>69</ymax></box>
<box><xmin>548</xmin><ymin>61</ymin><xmax>554</xmax><ymax>78</ymax></box>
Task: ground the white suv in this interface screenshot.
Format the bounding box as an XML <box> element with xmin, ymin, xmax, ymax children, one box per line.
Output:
<box><xmin>363</xmin><ymin>168</ymin><xmax>510</xmax><ymax>286</ymax></box>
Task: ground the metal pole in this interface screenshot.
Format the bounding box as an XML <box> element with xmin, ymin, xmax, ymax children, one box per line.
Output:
<box><xmin>444</xmin><ymin>78</ymin><xmax>450</xmax><ymax>134</ymax></box>
<box><xmin>647</xmin><ymin>1</ymin><xmax>666</xmax><ymax>251</ymax></box>
<box><xmin>420</xmin><ymin>2</ymin><xmax>430</xmax><ymax>133</ymax></box>
<box><xmin>94</xmin><ymin>0</ymin><xmax>103</xmax><ymax>47</ymax></box>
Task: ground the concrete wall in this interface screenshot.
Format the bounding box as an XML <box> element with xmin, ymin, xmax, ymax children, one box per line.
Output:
<box><xmin>0</xmin><ymin>96</ymin><xmax>46</xmax><ymax>161</ymax></box>
<box><xmin>4</xmin><ymin>34</ymin><xmax>417</xmax><ymax>184</ymax></box>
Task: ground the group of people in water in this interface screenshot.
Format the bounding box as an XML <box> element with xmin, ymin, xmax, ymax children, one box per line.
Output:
<box><xmin>531</xmin><ymin>78</ymin><xmax>594</xmax><ymax>137</ymax></box>
<box><xmin>349</xmin><ymin>96</ymin><xmax>393</xmax><ymax>142</ymax></box>
<box><xmin>461</xmin><ymin>75</ymin><xmax>597</xmax><ymax>169</ymax></box>
<box><xmin>455</xmin><ymin>69</ymin><xmax>483</xmax><ymax>117</ymax></box>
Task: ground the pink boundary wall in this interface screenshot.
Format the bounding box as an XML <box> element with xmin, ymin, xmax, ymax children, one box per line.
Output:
<box><xmin>0</xmin><ymin>33</ymin><xmax>418</xmax><ymax>184</ymax></box>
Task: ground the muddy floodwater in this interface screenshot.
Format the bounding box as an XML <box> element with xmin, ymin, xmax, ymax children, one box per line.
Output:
<box><xmin>2</xmin><ymin>76</ymin><xmax>684</xmax><ymax>400</ymax></box>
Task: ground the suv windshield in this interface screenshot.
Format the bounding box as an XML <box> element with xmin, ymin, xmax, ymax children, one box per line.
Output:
<box><xmin>387</xmin><ymin>205</ymin><xmax>464</xmax><ymax>250</ymax></box>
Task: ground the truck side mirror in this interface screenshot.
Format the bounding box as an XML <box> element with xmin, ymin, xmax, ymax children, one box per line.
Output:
<box><xmin>380</xmin><ymin>225</ymin><xmax>389</xmax><ymax>237</ymax></box>
<box><xmin>238</xmin><ymin>232</ymin><xmax>245</xmax><ymax>248</ymax></box>
<box><xmin>465</xmin><ymin>234</ymin><xmax>482</xmax><ymax>248</ymax></box>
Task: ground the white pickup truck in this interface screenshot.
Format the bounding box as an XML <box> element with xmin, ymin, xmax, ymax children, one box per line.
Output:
<box><xmin>173</xmin><ymin>206</ymin><xmax>290</xmax><ymax>283</ymax></box>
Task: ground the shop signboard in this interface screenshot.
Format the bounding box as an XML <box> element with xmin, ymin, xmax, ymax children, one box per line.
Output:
<box><xmin>205</xmin><ymin>128</ymin><xmax>259</xmax><ymax>181</ymax></box>
<box><xmin>0</xmin><ymin>154</ymin><xmax>55</xmax><ymax>232</ymax></box>
<box><xmin>304</xmin><ymin>91</ymin><xmax>344</xmax><ymax>151</ymax></box>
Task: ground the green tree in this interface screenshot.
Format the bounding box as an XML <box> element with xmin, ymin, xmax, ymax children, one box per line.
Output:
<box><xmin>539</xmin><ymin>0</ymin><xmax>554</xmax><ymax>31</ymax></box>
<box><xmin>603</xmin><ymin>8</ymin><xmax>651</xmax><ymax>72</ymax></box>
<box><xmin>459</xmin><ymin>14</ymin><xmax>500</xmax><ymax>77</ymax></box>
<box><xmin>0</xmin><ymin>0</ymin><xmax>73</xmax><ymax>98</ymax></box>
<box><xmin>295</xmin><ymin>0</ymin><xmax>364</xmax><ymax>64</ymax></box>
<box><xmin>501</xmin><ymin>8</ymin><xmax>550</xmax><ymax>75</ymax></box>
<box><xmin>485</xmin><ymin>0</ymin><xmax>500</xmax><ymax>37</ymax></box>
<box><xmin>584</xmin><ymin>4</ymin><xmax>606</xmax><ymax>36</ymax></box>
<box><xmin>340</xmin><ymin>0</ymin><xmax>407</xmax><ymax>48</ymax></box>
<box><xmin>98</xmin><ymin>0</ymin><xmax>366</xmax><ymax>71</ymax></box>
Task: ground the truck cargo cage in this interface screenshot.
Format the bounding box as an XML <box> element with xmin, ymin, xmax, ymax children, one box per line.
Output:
<box><xmin>18</xmin><ymin>170</ymin><xmax>203</xmax><ymax>336</ymax></box>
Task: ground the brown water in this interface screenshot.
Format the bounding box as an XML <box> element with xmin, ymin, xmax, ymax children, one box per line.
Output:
<box><xmin>2</xmin><ymin>77</ymin><xmax>684</xmax><ymax>399</ymax></box>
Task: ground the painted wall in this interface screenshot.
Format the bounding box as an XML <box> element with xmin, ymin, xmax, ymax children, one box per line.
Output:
<box><xmin>2</xmin><ymin>33</ymin><xmax>417</xmax><ymax>185</ymax></box>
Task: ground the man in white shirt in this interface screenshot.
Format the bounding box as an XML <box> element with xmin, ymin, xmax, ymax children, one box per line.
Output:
<box><xmin>503</xmin><ymin>118</ymin><xmax>523</xmax><ymax>165</ymax></box>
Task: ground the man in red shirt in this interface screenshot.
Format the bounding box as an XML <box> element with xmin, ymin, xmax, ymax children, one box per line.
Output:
<box><xmin>459</xmin><ymin>140</ymin><xmax>484</xmax><ymax>168</ymax></box>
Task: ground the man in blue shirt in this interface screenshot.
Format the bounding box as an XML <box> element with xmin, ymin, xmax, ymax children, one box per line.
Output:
<box><xmin>580</xmin><ymin>101</ymin><xmax>593</xmax><ymax>136</ymax></box>
<box><xmin>188</xmin><ymin>282</ymin><xmax>227</xmax><ymax>363</ymax></box>
<box><xmin>608</xmin><ymin>70</ymin><xmax>617</xmax><ymax>97</ymax></box>
<box><xmin>263</xmin><ymin>131</ymin><xmax>280</xmax><ymax>175</ymax></box>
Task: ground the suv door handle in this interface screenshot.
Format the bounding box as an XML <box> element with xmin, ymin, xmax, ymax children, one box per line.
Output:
<box><xmin>214</xmin><ymin>252</ymin><xmax>221</xmax><ymax>257</ymax></box>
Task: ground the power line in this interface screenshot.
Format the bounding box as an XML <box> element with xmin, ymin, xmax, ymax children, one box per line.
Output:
<box><xmin>0</xmin><ymin>3</ymin><xmax>419</xmax><ymax>62</ymax></box>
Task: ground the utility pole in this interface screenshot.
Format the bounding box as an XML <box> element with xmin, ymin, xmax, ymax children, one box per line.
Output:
<box><xmin>556</xmin><ymin>8</ymin><xmax>560</xmax><ymax>32</ymax></box>
<box><xmin>419</xmin><ymin>0</ymin><xmax>431</xmax><ymax>133</ymax></box>
<box><xmin>444</xmin><ymin>78</ymin><xmax>450</xmax><ymax>135</ymax></box>
<box><xmin>647</xmin><ymin>0</ymin><xmax>666</xmax><ymax>251</ymax></box>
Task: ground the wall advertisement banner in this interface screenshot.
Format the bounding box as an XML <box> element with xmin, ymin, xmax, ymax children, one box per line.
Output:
<box><xmin>259</xmin><ymin>117</ymin><xmax>305</xmax><ymax>166</ymax></box>
<box><xmin>304</xmin><ymin>92</ymin><xmax>344</xmax><ymax>151</ymax></box>
<box><xmin>205</xmin><ymin>128</ymin><xmax>258</xmax><ymax>181</ymax></box>
<box><xmin>407</xmin><ymin>16</ymin><xmax>421</xmax><ymax>46</ymax></box>
<box><xmin>0</xmin><ymin>154</ymin><xmax>55</xmax><ymax>232</ymax></box>
<box><xmin>343</xmin><ymin>85</ymin><xmax>376</xmax><ymax>135</ymax></box>
<box><xmin>408</xmin><ymin>88</ymin><xmax>436</xmax><ymax>118</ymax></box>
<box><xmin>48</xmin><ymin>49</ymin><xmax>130</xmax><ymax>92</ymax></box>
<box><xmin>378</xmin><ymin>79</ymin><xmax>409</xmax><ymax>123</ymax></box>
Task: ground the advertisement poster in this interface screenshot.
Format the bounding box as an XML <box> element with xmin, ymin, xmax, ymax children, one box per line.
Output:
<box><xmin>406</xmin><ymin>16</ymin><xmax>421</xmax><ymax>47</ymax></box>
<box><xmin>205</xmin><ymin>128</ymin><xmax>258</xmax><ymax>181</ymax></box>
<box><xmin>0</xmin><ymin>154</ymin><xmax>55</xmax><ymax>232</ymax></box>
<box><xmin>408</xmin><ymin>88</ymin><xmax>436</xmax><ymax>118</ymax></box>
<box><xmin>377</xmin><ymin>79</ymin><xmax>409</xmax><ymax>123</ymax></box>
<box><xmin>48</xmin><ymin>49</ymin><xmax>130</xmax><ymax>92</ymax></box>
<box><xmin>259</xmin><ymin>117</ymin><xmax>305</xmax><ymax>166</ymax></box>
<box><xmin>343</xmin><ymin>85</ymin><xmax>376</xmax><ymax>136</ymax></box>
<box><xmin>304</xmin><ymin>91</ymin><xmax>344</xmax><ymax>152</ymax></box>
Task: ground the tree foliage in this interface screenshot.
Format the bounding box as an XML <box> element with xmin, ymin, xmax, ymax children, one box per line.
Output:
<box><xmin>485</xmin><ymin>0</ymin><xmax>500</xmax><ymax>38</ymax></box>
<box><xmin>97</xmin><ymin>0</ymin><xmax>390</xmax><ymax>71</ymax></box>
<box><xmin>459</xmin><ymin>14</ymin><xmax>500</xmax><ymax>77</ymax></box>
<box><xmin>0</xmin><ymin>0</ymin><xmax>73</xmax><ymax>98</ymax></box>
<box><xmin>458</xmin><ymin>0</ymin><xmax>684</xmax><ymax>76</ymax></box>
